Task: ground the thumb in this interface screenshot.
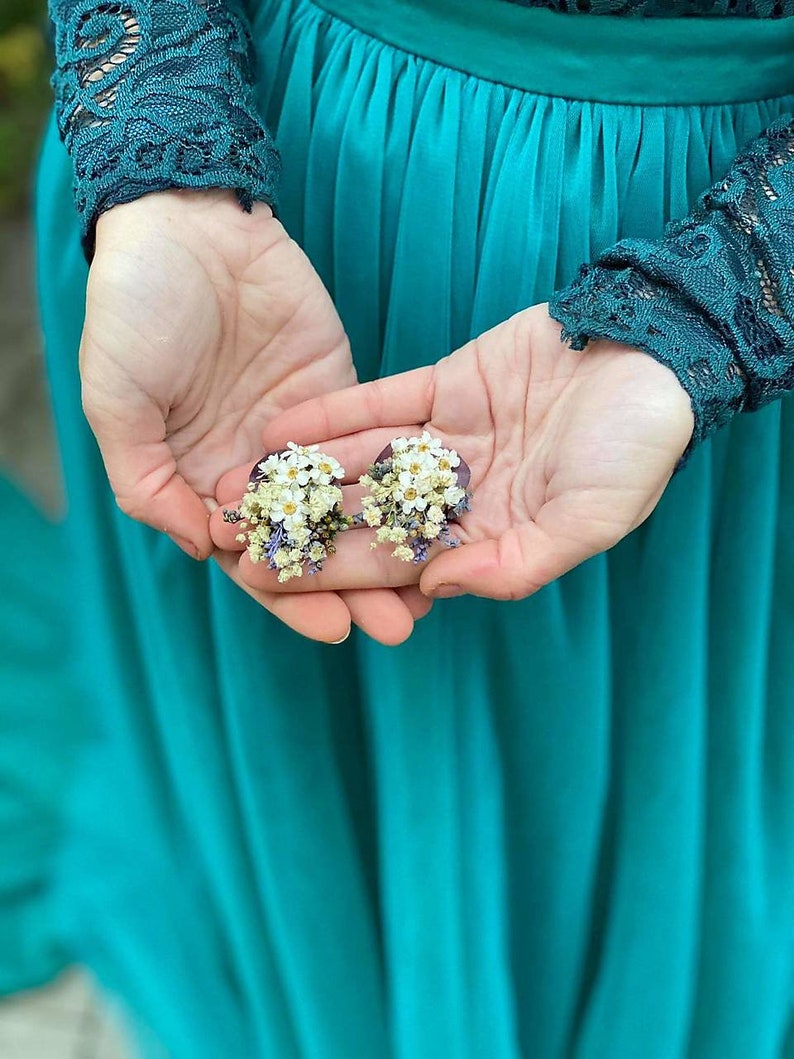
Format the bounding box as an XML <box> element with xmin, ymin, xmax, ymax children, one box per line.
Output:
<box><xmin>420</xmin><ymin>516</ymin><xmax>612</xmax><ymax>601</ymax></box>
<box><xmin>82</xmin><ymin>384</ymin><xmax>212</xmax><ymax>560</ymax></box>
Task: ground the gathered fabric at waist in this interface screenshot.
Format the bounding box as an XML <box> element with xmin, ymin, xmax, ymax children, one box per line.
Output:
<box><xmin>310</xmin><ymin>0</ymin><xmax>794</xmax><ymax>105</ymax></box>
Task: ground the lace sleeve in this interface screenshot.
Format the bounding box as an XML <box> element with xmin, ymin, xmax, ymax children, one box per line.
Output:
<box><xmin>49</xmin><ymin>0</ymin><xmax>280</xmax><ymax>257</ymax></box>
<box><xmin>548</xmin><ymin>115</ymin><xmax>794</xmax><ymax>466</ymax></box>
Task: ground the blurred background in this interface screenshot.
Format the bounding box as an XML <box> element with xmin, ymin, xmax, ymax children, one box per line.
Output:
<box><xmin>0</xmin><ymin>4</ymin><xmax>134</xmax><ymax>1056</ymax></box>
<box><xmin>0</xmin><ymin>0</ymin><xmax>61</xmax><ymax>512</ymax></box>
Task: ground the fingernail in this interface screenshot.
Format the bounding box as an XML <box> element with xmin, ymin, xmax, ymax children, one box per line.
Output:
<box><xmin>169</xmin><ymin>533</ymin><xmax>200</xmax><ymax>559</ymax></box>
<box><xmin>330</xmin><ymin>628</ymin><xmax>351</xmax><ymax>645</ymax></box>
<box><xmin>430</xmin><ymin>583</ymin><xmax>464</xmax><ymax>598</ymax></box>
<box><xmin>203</xmin><ymin>497</ymin><xmax>219</xmax><ymax>513</ymax></box>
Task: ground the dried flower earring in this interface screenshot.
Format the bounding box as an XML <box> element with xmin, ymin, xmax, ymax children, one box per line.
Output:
<box><xmin>356</xmin><ymin>431</ymin><xmax>472</xmax><ymax>563</ymax></box>
<box><xmin>222</xmin><ymin>443</ymin><xmax>351</xmax><ymax>582</ymax></box>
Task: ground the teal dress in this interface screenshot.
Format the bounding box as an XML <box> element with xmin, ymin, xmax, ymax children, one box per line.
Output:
<box><xmin>32</xmin><ymin>0</ymin><xmax>794</xmax><ymax>1055</ymax></box>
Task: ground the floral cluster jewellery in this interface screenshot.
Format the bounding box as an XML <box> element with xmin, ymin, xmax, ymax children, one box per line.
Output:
<box><xmin>222</xmin><ymin>442</ymin><xmax>351</xmax><ymax>582</ymax></box>
<box><xmin>223</xmin><ymin>433</ymin><xmax>472</xmax><ymax>580</ymax></box>
<box><xmin>357</xmin><ymin>432</ymin><xmax>472</xmax><ymax>562</ymax></box>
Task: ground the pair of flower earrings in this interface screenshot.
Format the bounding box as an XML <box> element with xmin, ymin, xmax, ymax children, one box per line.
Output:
<box><xmin>222</xmin><ymin>433</ymin><xmax>472</xmax><ymax>583</ymax></box>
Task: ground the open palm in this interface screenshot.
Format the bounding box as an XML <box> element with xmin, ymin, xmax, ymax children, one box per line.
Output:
<box><xmin>82</xmin><ymin>188</ymin><xmax>354</xmax><ymax>547</ymax></box>
<box><xmin>81</xmin><ymin>189</ymin><xmax>427</xmax><ymax>642</ymax></box>
<box><xmin>212</xmin><ymin>303</ymin><xmax>694</xmax><ymax>606</ymax></box>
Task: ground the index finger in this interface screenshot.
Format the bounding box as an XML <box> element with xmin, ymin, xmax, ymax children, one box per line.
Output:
<box><xmin>261</xmin><ymin>366</ymin><xmax>436</xmax><ymax>451</ymax></box>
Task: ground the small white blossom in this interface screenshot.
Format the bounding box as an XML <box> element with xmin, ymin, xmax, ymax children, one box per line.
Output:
<box><xmin>271</xmin><ymin>490</ymin><xmax>308</xmax><ymax>530</ymax></box>
<box><xmin>275</xmin><ymin>463</ymin><xmax>312</xmax><ymax>487</ymax></box>
<box><xmin>395</xmin><ymin>482</ymin><xmax>428</xmax><ymax>513</ymax></box>
<box><xmin>255</xmin><ymin>453</ymin><xmax>282</xmax><ymax>477</ymax></box>
<box><xmin>444</xmin><ymin>485</ymin><xmax>466</xmax><ymax>507</ymax></box>
<box><xmin>309</xmin><ymin>543</ymin><xmax>326</xmax><ymax>563</ymax></box>
<box><xmin>309</xmin><ymin>454</ymin><xmax>343</xmax><ymax>485</ymax></box>
<box><xmin>286</xmin><ymin>441</ymin><xmax>316</xmax><ymax>462</ymax></box>
<box><xmin>436</xmin><ymin>451</ymin><xmax>460</xmax><ymax>472</ymax></box>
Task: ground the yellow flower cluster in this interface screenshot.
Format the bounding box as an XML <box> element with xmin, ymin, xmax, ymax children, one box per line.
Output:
<box><xmin>227</xmin><ymin>443</ymin><xmax>350</xmax><ymax>582</ymax></box>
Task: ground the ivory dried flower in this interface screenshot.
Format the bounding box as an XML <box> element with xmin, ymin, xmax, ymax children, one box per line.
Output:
<box><xmin>222</xmin><ymin>444</ymin><xmax>351</xmax><ymax>582</ymax></box>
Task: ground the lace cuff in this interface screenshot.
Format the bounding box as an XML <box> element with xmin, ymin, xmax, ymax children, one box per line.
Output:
<box><xmin>49</xmin><ymin>0</ymin><xmax>280</xmax><ymax>257</ymax></box>
<box><xmin>548</xmin><ymin>115</ymin><xmax>794</xmax><ymax>466</ymax></box>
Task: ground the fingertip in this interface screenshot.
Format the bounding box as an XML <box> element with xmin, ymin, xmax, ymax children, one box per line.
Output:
<box><xmin>168</xmin><ymin>533</ymin><xmax>203</xmax><ymax>560</ymax></box>
<box><xmin>420</xmin><ymin>540</ymin><xmax>499</xmax><ymax>598</ymax></box>
<box><xmin>194</xmin><ymin>537</ymin><xmax>214</xmax><ymax>561</ymax></box>
<box><xmin>216</xmin><ymin>466</ymin><xmax>251</xmax><ymax>504</ymax></box>
<box><xmin>396</xmin><ymin>584</ymin><xmax>434</xmax><ymax>620</ymax></box>
<box><xmin>166</xmin><ymin>521</ymin><xmax>212</xmax><ymax>561</ymax></box>
<box><xmin>279</xmin><ymin>594</ymin><xmax>351</xmax><ymax>643</ymax></box>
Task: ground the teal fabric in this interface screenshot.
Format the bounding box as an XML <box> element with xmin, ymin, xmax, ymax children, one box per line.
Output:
<box><xmin>316</xmin><ymin>0</ymin><xmax>794</xmax><ymax>102</ymax></box>
<box><xmin>47</xmin><ymin>0</ymin><xmax>794</xmax><ymax>459</ymax></box>
<box><xmin>0</xmin><ymin>477</ymin><xmax>85</xmax><ymax>994</ymax></box>
<box><xmin>549</xmin><ymin>113</ymin><xmax>794</xmax><ymax>464</ymax></box>
<box><xmin>33</xmin><ymin>0</ymin><xmax>794</xmax><ymax>1055</ymax></box>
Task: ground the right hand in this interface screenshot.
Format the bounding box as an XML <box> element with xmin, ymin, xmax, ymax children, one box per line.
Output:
<box><xmin>213</xmin><ymin>304</ymin><xmax>692</xmax><ymax>612</ymax></box>
<box><xmin>80</xmin><ymin>188</ymin><xmax>428</xmax><ymax>643</ymax></box>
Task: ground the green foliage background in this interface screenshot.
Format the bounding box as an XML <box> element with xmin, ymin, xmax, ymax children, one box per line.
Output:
<box><xmin>0</xmin><ymin>1</ymin><xmax>51</xmax><ymax>216</ymax></box>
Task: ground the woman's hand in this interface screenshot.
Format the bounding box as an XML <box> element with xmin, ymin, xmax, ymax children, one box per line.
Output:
<box><xmin>80</xmin><ymin>188</ymin><xmax>426</xmax><ymax>643</ymax></box>
<box><xmin>211</xmin><ymin>303</ymin><xmax>694</xmax><ymax>609</ymax></box>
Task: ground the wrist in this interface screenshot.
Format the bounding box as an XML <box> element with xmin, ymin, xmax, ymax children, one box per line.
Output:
<box><xmin>588</xmin><ymin>338</ymin><xmax>696</xmax><ymax>459</ymax></box>
<box><xmin>92</xmin><ymin>192</ymin><xmax>280</xmax><ymax>278</ymax></box>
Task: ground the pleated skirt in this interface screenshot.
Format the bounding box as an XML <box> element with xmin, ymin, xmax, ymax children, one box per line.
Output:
<box><xmin>34</xmin><ymin>1</ymin><xmax>794</xmax><ymax>1055</ymax></box>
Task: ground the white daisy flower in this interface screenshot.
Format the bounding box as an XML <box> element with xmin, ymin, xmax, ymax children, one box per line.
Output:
<box><xmin>309</xmin><ymin>454</ymin><xmax>343</xmax><ymax>485</ymax></box>
<box><xmin>270</xmin><ymin>490</ymin><xmax>308</xmax><ymax>527</ymax></box>
<box><xmin>254</xmin><ymin>453</ymin><xmax>282</xmax><ymax>477</ymax></box>
<box><xmin>394</xmin><ymin>453</ymin><xmax>434</xmax><ymax>477</ymax></box>
<box><xmin>286</xmin><ymin>441</ymin><xmax>318</xmax><ymax>459</ymax></box>
<box><xmin>413</xmin><ymin>431</ymin><xmax>444</xmax><ymax>455</ymax></box>
<box><xmin>435</xmin><ymin>450</ymin><xmax>460</xmax><ymax>472</ymax></box>
<box><xmin>443</xmin><ymin>485</ymin><xmax>466</xmax><ymax>507</ymax></box>
<box><xmin>397</xmin><ymin>484</ymin><xmax>428</xmax><ymax>513</ymax></box>
<box><xmin>275</xmin><ymin>463</ymin><xmax>312</xmax><ymax>487</ymax></box>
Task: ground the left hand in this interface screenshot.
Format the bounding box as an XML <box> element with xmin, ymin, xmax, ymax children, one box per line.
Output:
<box><xmin>210</xmin><ymin>303</ymin><xmax>694</xmax><ymax>609</ymax></box>
<box><xmin>82</xmin><ymin>190</ymin><xmax>426</xmax><ymax>644</ymax></box>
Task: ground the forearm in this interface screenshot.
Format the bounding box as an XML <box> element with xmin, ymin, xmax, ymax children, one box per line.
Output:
<box><xmin>49</xmin><ymin>0</ymin><xmax>280</xmax><ymax>257</ymax></box>
<box><xmin>549</xmin><ymin>114</ymin><xmax>794</xmax><ymax>464</ymax></box>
